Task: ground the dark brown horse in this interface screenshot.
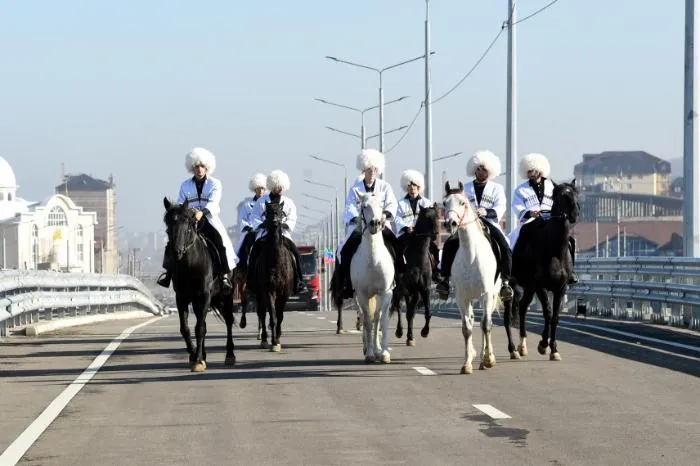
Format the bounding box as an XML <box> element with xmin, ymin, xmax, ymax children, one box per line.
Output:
<box><xmin>162</xmin><ymin>197</ymin><xmax>236</xmax><ymax>372</ymax></box>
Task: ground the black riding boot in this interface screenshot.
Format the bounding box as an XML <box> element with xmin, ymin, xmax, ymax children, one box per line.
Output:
<box><xmin>200</xmin><ymin>219</ymin><xmax>233</xmax><ymax>293</ymax></box>
<box><xmin>339</xmin><ymin>231</ymin><xmax>362</xmax><ymax>298</ymax></box>
<box><xmin>568</xmin><ymin>236</ymin><xmax>579</xmax><ymax>284</ymax></box>
<box><xmin>382</xmin><ymin>228</ymin><xmax>405</xmax><ymax>280</ymax></box>
<box><xmin>283</xmin><ymin>237</ymin><xmax>308</xmax><ymax>294</ymax></box>
<box><xmin>157</xmin><ymin>242</ymin><xmax>174</xmax><ymax>288</ymax></box>
<box><xmin>436</xmin><ymin>234</ymin><xmax>459</xmax><ymax>298</ymax></box>
<box><xmin>483</xmin><ymin>222</ymin><xmax>514</xmax><ymax>300</ymax></box>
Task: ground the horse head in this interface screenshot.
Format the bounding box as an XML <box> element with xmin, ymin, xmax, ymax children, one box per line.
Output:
<box><xmin>163</xmin><ymin>197</ymin><xmax>198</xmax><ymax>260</ymax></box>
<box><xmin>442</xmin><ymin>181</ymin><xmax>476</xmax><ymax>234</ymax></box>
<box><xmin>263</xmin><ymin>200</ymin><xmax>286</xmax><ymax>237</ymax></box>
<box><xmin>551</xmin><ymin>178</ymin><xmax>580</xmax><ymax>224</ymax></box>
<box><xmin>356</xmin><ymin>190</ymin><xmax>384</xmax><ymax>235</ymax></box>
<box><xmin>414</xmin><ymin>203</ymin><xmax>440</xmax><ymax>238</ymax></box>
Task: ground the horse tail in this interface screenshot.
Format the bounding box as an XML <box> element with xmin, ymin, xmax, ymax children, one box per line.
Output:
<box><xmin>368</xmin><ymin>295</ymin><xmax>376</xmax><ymax>322</ymax></box>
<box><xmin>329</xmin><ymin>269</ymin><xmax>344</xmax><ymax>311</ymax></box>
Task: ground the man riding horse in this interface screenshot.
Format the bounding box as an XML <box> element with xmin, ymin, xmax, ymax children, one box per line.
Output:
<box><xmin>246</xmin><ymin>169</ymin><xmax>308</xmax><ymax>294</ymax></box>
<box><xmin>235</xmin><ymin>172</ymin><xmax>267</xmax><ymax>268</ymax></box>
<box><xmin>333</xmin><ymin>148</ymin><xmax>403</xmax><ymax>299</ymax></box>
<box><xmin>508</xmin><ymin>152</ymin><xmax>578</xmax><ymax>284</ymax></box>
<box><xmin>436</xmin><ymin>150</ymin><xmax>513</xmax><ymax>300</ymax></box>
<box><xmin>157</xmin><ymin>147</ymin><xmax>236</xmax><ymax>292</ymax></box>
<box><xmin>395</xmin><ymin>169</ymin><xmax>441</xmax><ymax>281</ymax></box>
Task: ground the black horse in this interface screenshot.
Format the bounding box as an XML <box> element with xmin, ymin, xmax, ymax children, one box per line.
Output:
<box><xmin>247</xmin><ymin>200</ymin><xmax>295</xmax><ymax>351</ymax></box>
<box><xmin>234</xmin><ymin>230</ymin><xmax>266</xmax><ymax>340</ymax></box>
<box><xmin>162</xmin><ymin>197</ymin><xmax>237</xmax><ymax>372</ymax></box>
<box><xmin>391</xmin><ymin>204</ymin><xmax>440</xmax><ymax>346</ymax></box>
<box><xmin>506</xmin><ymin>179</ymin><xmax>580</xmax><ymax>361</ymax></box>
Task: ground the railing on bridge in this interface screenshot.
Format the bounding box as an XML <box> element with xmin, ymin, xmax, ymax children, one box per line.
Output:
<box><xmin>0</xmin><ymin>270</ymin><xmax>167</xmax><ymax>338</ymax></box>
<box><xmin>568</xmin><ymin>257</ymin><xmax>700</xmax><ymax>330</ymax></box>
<box><xmin>420</xmin><ymin>257</ymin><xmax>700</xmax><ymax>331</ymax></box>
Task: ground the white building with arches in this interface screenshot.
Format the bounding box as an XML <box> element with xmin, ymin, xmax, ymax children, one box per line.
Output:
<box><xmin>0</xmin><ymin>156</ymin><xmax>98</xmax><ymax>272</ymax></box>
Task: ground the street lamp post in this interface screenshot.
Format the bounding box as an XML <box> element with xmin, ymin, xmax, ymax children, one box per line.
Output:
<box><xmin>309</xmin><ymin>155</ymin><xmax>348</xmax><ymax>208</ymax></box>
<box><xmin>305</xmin><ymin>179</ymin><xmax>341</xmax><ymax>246</ymax></box>
<box><xmin>303</xmin><ymin>191</ymin><xmax>338</xmax><ymax>247</ymax></box>
<box><xmin>325</xmin><ymin>52</ymin><xmax>434</xmax><ymax>157</ymax></box>
<box><xmin>325</xmin><ymin>125</ymin><xmax>408</xmax><ymax>147</ymax></box>
<box><xmin>315</xmin><ymin>96</ymin><xmax>409</xmax><ymax>150</ymax></box>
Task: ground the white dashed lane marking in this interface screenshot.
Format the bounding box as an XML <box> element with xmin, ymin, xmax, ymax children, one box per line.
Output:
<box><xmin>413</xmin><ymin>366</ymin><xmax>437</xmax><ymax>376</ymax></box>
<box><xmin>473</xmin><ymin>404</ymin><xmax>512</xmax><ymax>420</ymax></box>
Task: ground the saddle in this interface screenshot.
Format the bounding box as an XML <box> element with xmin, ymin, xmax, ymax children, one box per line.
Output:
<box><xmin>200</xmin><ymin>234</ymin><xmax>224</xmax><ymax>274</ymax></box>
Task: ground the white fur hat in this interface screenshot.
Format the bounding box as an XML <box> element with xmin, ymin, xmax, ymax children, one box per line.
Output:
<box><xmin>356</xmin><ymin>149</ymin><xmax>386</xmax><ymax>175</ymax></box>
<box><xmin>267</xmin><ymin>169</ymin><xmax>291</xmax><ymax>192</ymax></box>
<box><xmin>249</xmin><ymin>173</ymin><xmax>267</xmax><ymax>192</ymax></box>
<box><xmin>400</xmin><ymin>169</ymin><xmax>425</xmax><ymax>194</ymax></box>
<box><xmin>519</xmin><ymin>153</ymin><xmax>551</xmax><ymax>179</ymax></box>
<box><xmin>467</xmin><ymin>150</ymin><xmax>502</xmax><ymax>181</ymax></box>
<box><xmin>185</xmin><ymin>147</ymin><xmax>216</xmax><ymax>175</ymax></box>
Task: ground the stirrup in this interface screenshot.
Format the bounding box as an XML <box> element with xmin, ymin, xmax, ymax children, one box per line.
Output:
<box><xmin>436</xmin><ymin>281</ymin><xmax>450</xmax><ymax>300</ymax></box>
<box><xmin>157</xmin><ymin>272</ymin><xmax>171</xmax><ymax>288</ymax></box>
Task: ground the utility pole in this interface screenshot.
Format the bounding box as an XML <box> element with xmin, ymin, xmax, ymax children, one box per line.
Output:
<box><xmin>424</xmin><ymin>0</ymin><xmax>434</xmax><ymax>201</ymax></box>
<box><xmin>505</xmin><ymin>0</ymin><xmax>518</xmax><ymax>232</ymax></box>
<box><xmin>684</xmin><ymin>0</ymin><xmax>700</xmax><ymax>256</ymax></box>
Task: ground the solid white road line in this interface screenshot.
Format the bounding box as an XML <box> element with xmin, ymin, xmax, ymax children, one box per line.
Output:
<box><xmin>317</xmin><ymin>316</ymin><xmax>326</xmax><ymax>320</ymax></box>
<box><xmin>413</xmin><ymin>366</ymin><xmax>437</xmax><ymax>376</ymax></box>
<box><xmin>473</xmin><ymin>404</ymin><xmax>512</xmax><ymax>420</ymax></box>
<box><xmin>0</xmin><ymin>316</ymin><xmax>164</xmax><ymax>466</ymax></box>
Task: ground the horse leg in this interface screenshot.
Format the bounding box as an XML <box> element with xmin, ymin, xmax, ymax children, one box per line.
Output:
<box><xmin>223</xmin><ymin>296</ymin><xmax>236</xmax><ymax>366</ymax></box>
<box><xmin>394</xmin><ymin>295</ymin><xmax>404</xmax><ymax>340</ymax></box>
<box><xmin>535</xmin><ymin>288</ymin><xmax>552</xmax><ymax>356</ymax></box>
<box><xmin>503</xmin><ymin>294</ymin><xmax>519</xmax><ymax>360</ymax></box>
<box><xmin>518</xmin><ymin>289</ymin><xmax>535</xmax><ymax>357</ymax></box>
<box><xmin>239</xmin><ymin>281</ymin><xmax>248</xmax><ymax>329</ymax></box>
<box><xmin>268</xmin><ymin>292</ymin><xmax>281</xmax><ymax>352</ymax></box>
<box><xmin>274</xmin><ymin>295</ymin><xmax>286</xmax><ymax>350</ymax></box>
<box><xmin>420</xmin><ymin>286</ymin><xmax>431</xmax><ymax>338</ymax></box>
<box><xmin>460</xmin><ymin>300</ymin><xmax>476</xmax><ymax>374</ymax></box>
<box><xmin>336</xmin><ymin>305</ymin><xmax>344</xmax><ymax>334</ymax></box>
<box><xmin>549</xmin><ymin>290</ymin><xmax>563</xmax><ymax>361</ymax></box>
<box><xmin>479</xmin><ymin>292</ymin><xmax>496</xmax><ymax>370</ymax></box>
<box><xmin>176</xmin><ymin>295</ymin><xmax>195</xmax><ymax>364</ymax></box>
<box><xmin>357</xmin><ymin>292</ymin><xmax>374</xmax><ymax>362</ymax></box>
<box><xmin>191</xmin><ymin>294</ymin><xmax>210</xmax><ymax>372</ymax></box>
<box><xmin>378</xmin><ymin>290</ymin><xmax>392</xmax><ymax>363</ymax></box>
<box><xmin>257</xmin><ymin>293</ymin><xmax>269</xmax><ymax>349</ymax></box>
<box><xmin>405</xmin><ymin>293</ymin><xmax>418</xmax><ymax>346</ymax></box>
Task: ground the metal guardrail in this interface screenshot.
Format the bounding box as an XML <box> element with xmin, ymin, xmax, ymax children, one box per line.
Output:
<box><xmin>412</xmin><ymin>257</ymin><xmax>700</xmax><ymax>331</ymax></box>
<box><xmin>569</xmin><ymin>257</ymin><xmax>700</xmax><ymax>330</ymax></box>
<box><xmin>0</xmin><ymin>270</ymin><xmax>166</xmax><ymax>337</ymax></box>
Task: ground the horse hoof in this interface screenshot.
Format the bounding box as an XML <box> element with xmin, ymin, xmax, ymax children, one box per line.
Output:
<box><xmin>240</xmin><ymin>317</ymin><xmax>247</xmax><ymax>329</ymax></box>
<box><xmin>420</xmin><ymin>328</ymin><xmax>429</xmax><ymax>338</ymax></box>
<box><xmin>270</xmin><ymin>344</ymin><xmax>282</xmax><ymax>352</ymax></box>
<box><xmin>364</xmin><ymin>356</ymin><xmax>374</xmax><ymax>364</ymax></box>
<box><xmin>260</xmin><ymin>341</ymin><xmax>269</xmax><ymax>349</ymax></box>
<box><xmin>550</xmin><ymin>352</ymin><xmax>561</xmax><ymax>361</ymax></box>
<box><xmin>537</xmin><ymin>343</ymin><xmax>547</xmax><ymax>355</ymax></box>
<box><xmin>460</xmin><ymin>364</ymin><xmax>473</xmax><ymax>375</ymax></box>
<box><xmin>191</xmin><ymin>361</ymin><xmax>206</xmax><ymax>372</ymax></box>
<box><xmin>395</xmin><ymin>329</ymin><xmax>403</xmax><ymax>339</ymax></box>
<box><xmin>256</xmin><ymin>334</ymin><xmax>262</xmax><ymax>341</ymax></box>
<box><xmin>381</xmin><ymin>353</ymin><xmax>391</xmax><ymax>364</ymax></box>
<box><xmin>510</xmin><ymin>351</ymin><xmax>520</xmax><ymax>360</ymax></box>
<box><xmin>518</xmin><ymin>345</ymin><xmax>528</xmax><ymax>357</ymax></box>
<box><xmin>224</xmin><ymin>356</ymin><xmax>236</xmax><ymax>366</ymax></box>
<box><xmin>481</xmin><ymin>354</ymin><xmax>496</xmax><ymax>369</ymax></box>
<box><xmin>406</xmin><ymin>338</ymin><xmax>415</xmax><ymax>347</ymax></box>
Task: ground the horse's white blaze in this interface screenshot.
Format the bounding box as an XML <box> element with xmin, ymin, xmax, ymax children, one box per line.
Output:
<box><xmin>350</xmin><ymin>192</ymin><xmax>395</xmax><ymax>362</ymax></box>
<box><xmin>445</xmin><ymin>191</ymin><xmax>500</xmax><ymax>373</ymax></box>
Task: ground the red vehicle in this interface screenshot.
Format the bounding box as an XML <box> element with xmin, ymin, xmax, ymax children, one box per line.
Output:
<box><xmin>286</xmin><ymin>245</ymin><xmax>321</xmax><ymax>311</ymax></box>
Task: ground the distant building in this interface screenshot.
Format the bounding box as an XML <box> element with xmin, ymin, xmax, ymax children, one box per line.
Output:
<box><xmin>55</xmin><ymin>173</ymin><xmax>118</xmax><ymax>274</ymax></box>
<box><xmin>573</xmin><ymin>151</ymin><xmax>672</xmax><ymax>196</ymax></box>
<box><xmin>0</xmin><ymin>156</ymin><xmax>97</xmax><ymax>272</ymax></box>
<box><xmin>572</xmin><ymin>220</ymin><xmax>683</xmax><ymax>258</ymax></box>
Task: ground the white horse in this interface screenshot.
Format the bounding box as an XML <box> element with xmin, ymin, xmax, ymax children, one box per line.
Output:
<box><xmin>443</xmin><ymin>182</ymin><xmax>501</xmax><ymax>374</ymax></box>
<box><xmin>350</xmin><ymin>191</ymin><xmax>394</xmax><ymax>363</ymax></box>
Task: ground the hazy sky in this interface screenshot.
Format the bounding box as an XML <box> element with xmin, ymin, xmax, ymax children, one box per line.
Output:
<box><xmin>0</xmin><ymin>0</ymin><xmax>683</xmax><ymax>234</ymax></box>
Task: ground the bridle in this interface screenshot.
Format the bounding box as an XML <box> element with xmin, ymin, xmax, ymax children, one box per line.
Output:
<box><xmin>359</xmin><ymin>198</ymin><xmax>384</xmax><ymax>234</ymax></box>
<box><xmin>444</xmin><ymin>194</ymin><xmax>480</xmax><ymax>229</ymax></box>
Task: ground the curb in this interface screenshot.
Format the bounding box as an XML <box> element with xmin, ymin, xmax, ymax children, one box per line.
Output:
<box><xmin>24</xmin><ymin>310</ymin><xmax>162</xmax><ymax>336</ymax></box>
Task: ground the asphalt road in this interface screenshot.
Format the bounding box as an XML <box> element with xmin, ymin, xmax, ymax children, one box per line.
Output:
<box><xmin>1</xmin><ymin>308</ymin><xmax>698</xmax><ymax>465</ymax></box>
